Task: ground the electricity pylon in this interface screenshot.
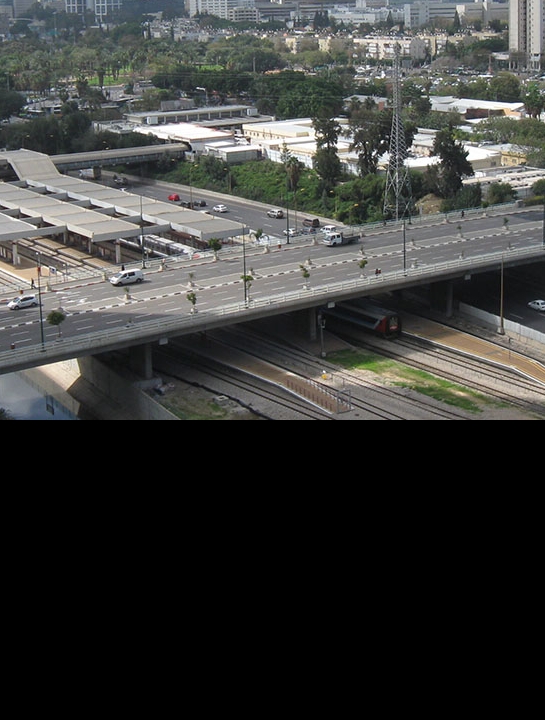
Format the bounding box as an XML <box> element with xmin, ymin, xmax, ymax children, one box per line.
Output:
<box><xmin>383</xmin><ymin>43</ymin><xmax>413</xmax><ymax>221</ymax></box>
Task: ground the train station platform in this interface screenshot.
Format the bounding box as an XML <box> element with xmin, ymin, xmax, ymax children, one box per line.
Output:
<box><xmin>401</xmin><ymin>314</ymin><xmax>545</xmax><ymax>387</ymax></box>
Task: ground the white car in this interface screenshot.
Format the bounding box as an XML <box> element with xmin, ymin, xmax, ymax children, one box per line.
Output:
<box><xmin>283</xmin><ymin>227</ymin><xmax>298</xmax><ymax>237</ymax></box>
<box><xmin>527</xmin><ymin>299</ymin><xmax>545</xmax><ymax>312</ymax></box>
<box><xmin>8</xmin><ymin>294</ymin><xmax>39</xmax><ymax>310</ymax></box>
<box><xmin>212</xmin><ymin>204</ymin><xmax>228</xmax><ymax>213</ymax></box>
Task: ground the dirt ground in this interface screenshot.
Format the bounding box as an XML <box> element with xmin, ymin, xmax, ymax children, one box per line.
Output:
<box><xmin>153</xmin><ymin>379</ymin><xmax>265</xmax><ymax>420</ymax></box>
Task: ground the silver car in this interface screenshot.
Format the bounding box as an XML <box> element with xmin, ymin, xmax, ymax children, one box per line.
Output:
<box><xmin>7</xmin><ymin>294</ymin><xmax>38</xmax><ymax>310</ymax></box>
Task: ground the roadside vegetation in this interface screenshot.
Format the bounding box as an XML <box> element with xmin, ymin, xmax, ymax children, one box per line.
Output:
<box><xmin>1</xmin><ymin>3</ymin><xmax>545</xmax><ymax>220</ymax></box>
<box><xmin>328</xmin><ymin>348</ymin><xmax>506</xmax><ymax>415</ymax></box>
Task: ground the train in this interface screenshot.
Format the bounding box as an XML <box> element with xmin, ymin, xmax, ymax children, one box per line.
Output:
<box><xmin>322</xmin><ymin>299</ymin><xmax>402</xmax><ymax>339</ymax></box>
<box><xmin>141</xmin><ymin>234</ymin><xmax>192</xmax><ymax>257</ymax></box>
<box><xmin>117</xmin><ymin>234</ymin><xmax>192</xmax><ymax>259</ymax></box>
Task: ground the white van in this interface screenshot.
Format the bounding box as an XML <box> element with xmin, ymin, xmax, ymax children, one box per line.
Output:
<box><xmin>110</xmin><ymin>268</ymin><xmax>144</xmax><ymax>286</ymax></box>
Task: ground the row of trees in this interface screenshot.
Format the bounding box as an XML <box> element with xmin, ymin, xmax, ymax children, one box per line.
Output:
<box><xmin>158</xmin><ymin>114</ymin><xmax>477</xmax><ymax>226</ymax></box>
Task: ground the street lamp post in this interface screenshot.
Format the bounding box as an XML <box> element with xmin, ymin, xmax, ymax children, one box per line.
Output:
<box><xmin>542</xmin><ymin>198</ymin><xmax>545</xmax><ymax>246</ymax></box>
<box><xmin>285</xmin><ymin>192</ymin><xmax>290</xmax><ymax>245</ymax></box>
<box><xmin>242</xmin><ymin>224</ymin><xmax>248</xmax><ymax>306</ymax></box>
<box><xmin>36</xmin><ymin>253</ymin><xmax>45</xmax><ymax>351</ymax></box>
<box><xmin>498</xmin><ymin>254</ymin><xmax>505</xmax><ymax>335</ymax></box>
<box><xmin>403</xmin><ymin>220</ymin><xmax>407</xmax><ymax>275</ymax></box>
<box><xmin>189</xmin><ymin>163</ymin><xmax>194</xmax><ymax>207</ymax></box>
<box><xmin>318</xmin><ymin>311</ymin><xmax>326</xmax><ymax>358</ymax></box>
<box><xmin>140</xmin><ymin>195</ymin><xmax>146</xmax><ymax>268</ymax></box>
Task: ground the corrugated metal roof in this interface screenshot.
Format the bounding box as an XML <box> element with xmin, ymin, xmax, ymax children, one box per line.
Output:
<box><xmin>0</xmin><ymin>150</ymin><xmax>245</xmax><ymax>243</ymax></box>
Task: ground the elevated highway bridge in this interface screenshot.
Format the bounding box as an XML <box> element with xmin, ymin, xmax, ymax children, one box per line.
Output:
<box><xmin>50</xmin><ymin>144</ymin><xmax>188</xmax><ymax>173</ymax></box>
<box><xmin>1</xmin><ymin>204</ymin><xmax>543</xmax><ymax>378</ymax></box>
<box><xmin>0</xmin><ymin>144</ymin><xmax>187</xmax><ymax>179</ymax></box>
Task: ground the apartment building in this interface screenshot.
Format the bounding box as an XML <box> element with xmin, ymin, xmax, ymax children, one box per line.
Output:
<box><xmin>509</xmin><ymin>0</ymin><xmax>545</xmax><ymax>70</ymax></box>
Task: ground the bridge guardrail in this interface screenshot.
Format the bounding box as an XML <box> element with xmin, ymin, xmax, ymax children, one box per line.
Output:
<box><xmin>343</xmin><ymin>201</ymin><xmax>522</xmax><ymax>237</ymax></box>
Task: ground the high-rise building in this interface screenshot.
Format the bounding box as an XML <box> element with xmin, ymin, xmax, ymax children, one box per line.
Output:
<box><xmin>13</xmin><ymin>0</ymin><xmax>37</xmax><ymax>16</ymax></box>
<box><xmin>509</xmin><ymin>0</ymin><xmax>545</xmax><ymax>70</ymax></box>
<box><xmin>65</xmin><ymin>0</ymin><xmax>122</xmax><ymax>22</ymax></box>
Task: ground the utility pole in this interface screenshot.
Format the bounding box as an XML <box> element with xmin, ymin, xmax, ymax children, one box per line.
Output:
<box><xmin>383</xmin><ymin>43</ymin><xmax>412</xmax><ymax>222</ymax></box>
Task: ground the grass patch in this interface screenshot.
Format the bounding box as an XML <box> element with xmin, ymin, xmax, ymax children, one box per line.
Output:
<box><xmin>328</xmin><ymin>348</ymin><xmax>492</xmax><ymax>414</ymax></box>
<box><xmin>329</xmin><ymin>348</ymin><xmax>398</xmax><ymax>373</ymax></box>
<box><xmin>160</xmin><ymin>395</ymin><xmax>233</xmax><ymax>420</ymax></box>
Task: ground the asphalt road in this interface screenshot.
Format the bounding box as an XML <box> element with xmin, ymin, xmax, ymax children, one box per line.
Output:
<box><xmin>1</xmin><ymin>208</ymin><xmax>543</xmax><ymax>356</ymax></box>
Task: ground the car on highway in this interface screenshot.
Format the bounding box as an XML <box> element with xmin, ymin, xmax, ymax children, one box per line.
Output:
<box><xmin>110</xmin><ymin>268</ymin><xmax>144</xmax><ymax>286</ymax></box>
<box><xmin>283</xmin><ymin>227</ymin><xmax>299</xmax><ymax>237</ymax></box>
<box><xmin>181</xmin><ymin>199</ymin><xmax>207</xmax><ymax>208</ymax></box>
<box><xmin>212</xmin><ymin>204</ymin><xmax>228</xmax><ymax>213</ymax></box>
<box><xmin>8</xmin><ymin>294</ymin><xmax>38</xmax><ymax>310</ymax></box>
<box><xmin>528</xmin><ymin>299</ymin><xmax>545</xmax><ymax>312</ymax></box>
<box><xmin>168</xmin><ymin>193</ymin><xmax>180</xmax><ymax>202</ymax></box>
<box><xmin>267</xmin><ymin>209</ymin><xmax>284</xmax><ymax>218</ymax></box>
<box><xmin>322</xmin><ymin>225</ymin><xmax>337</xmax><ymax>234</ymax></box>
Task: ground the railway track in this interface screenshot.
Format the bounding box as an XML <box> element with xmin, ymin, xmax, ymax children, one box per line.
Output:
<box><xmin>209</xmin><ymin>326</ymin><xmax>474</xmax><ymax>420</ymax></box>
<box><xmin>337</xmin><ymin>329</ymin><xmax>545</xmax><ymax>419</ymax></box>
<box><xmin>153</xmin><ymin>325</ymin><xmax>479</xmax><ymax>420</ymax></box>
<box><xmin>154</xmin><ymin>341</ymin><xmax>333</xmax><ymax>420</ymax></box>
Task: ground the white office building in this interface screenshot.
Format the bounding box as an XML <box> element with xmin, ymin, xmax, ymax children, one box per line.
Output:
<box><xmin>187</xmin><ymin>0</ymin><xmax>255</xmax><ymax>19</ymax></box>
<box><xmin>65</xmin><ymin>0</ymin><xmax>122</xmax><ymax>22</ymax></box>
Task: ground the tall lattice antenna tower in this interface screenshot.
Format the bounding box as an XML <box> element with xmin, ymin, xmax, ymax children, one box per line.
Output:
<box><xmin>383</xmin><ymin>43</ymin><xmax>412</xmax><ymax>221</ymax></box>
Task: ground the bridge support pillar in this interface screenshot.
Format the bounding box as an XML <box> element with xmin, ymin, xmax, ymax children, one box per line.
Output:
<box><xmin>445</xmin><ymin>280</ymin><xmax>454</xmax><ymax>318</ymax></box>
<box><xmin>430</xmin><ymin>280</ymin><xmax>454</xmax><ymax>317</ymax></box>
<box><xmin>308</xmin><ymin>307</ymin><xmax>318</xmax><ymax>341</ymax></box>
<box><xmin>128</xmin><ymin>342</ymin><xmax>153</xmax><ymax>380</ymax></box>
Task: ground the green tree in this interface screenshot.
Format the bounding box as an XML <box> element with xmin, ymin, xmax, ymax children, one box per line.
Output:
<box><xmin>240</xmin><ymin>272</ymin><xmax>254</xmax><ymax>303</ymax></box>
<box><xmin>348</xmin><ymin>106</ymin><xmax>391</xmax><ymax>176</ymax></box>
<box><xmin>489</xmin><ymin>73</ymin><xmax>521</xmax><ymax>103</ymax></box>
<box><xmin>0</xmin><ymin>89</ymin><xmax>25</xmax><ymax>120</ymax></box>
<box><xmin>488</xmin><ymin>182</ymin><xmax>517</xmax><ymax>205</ymax></box>
<box><xmin>186</xmin><ymin>290</ymin><xmax>197</xmax><ymax>313</ymax></box>
<box><xmin>312</xmin><ymin>116</ymin><xmax>342</xmax><ymax>193</ymax></box>
<box><xmin>426</xmin><ymin>125</ymin><xmax>474</xmax><ymax>198</ymax></box>
<box><xmin>208</xmin><ymin>237</ymin><xmax>222</xmax><ymax>259</ymax></box>
<box><xmin>532</xmin><ymin>178</ymin><xmax>545</xmax><ymax>196</ymax></box>
<box><xmin>523</xmin><ymin>82</ymin><xmax>544</xmax><ymax>119</ymax></box>
<box><xmin>46</xmin><ymin>309</ymin><xmax>66</xmax><ymax>338</ymax></box>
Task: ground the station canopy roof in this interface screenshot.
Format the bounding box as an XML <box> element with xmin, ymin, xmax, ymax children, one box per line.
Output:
<box><xmin>0</xmin><ymin>150</ymin><xmax>245</xmax><ymax>243</ymax></box>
